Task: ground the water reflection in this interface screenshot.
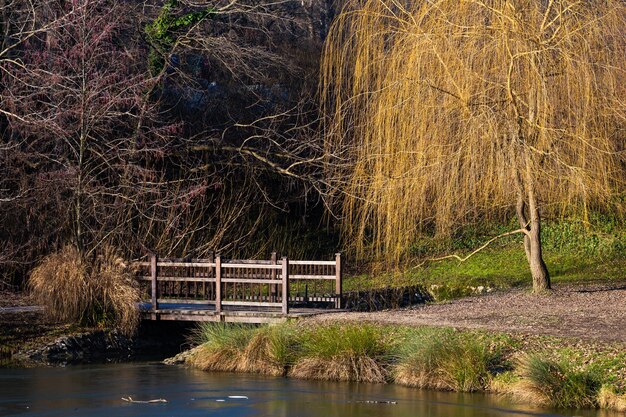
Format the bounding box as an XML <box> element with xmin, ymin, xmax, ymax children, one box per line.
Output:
<box><xmin>0</xmin><ymin>363</ymin><xmax>621</xmax><ymax>417</ymax></box>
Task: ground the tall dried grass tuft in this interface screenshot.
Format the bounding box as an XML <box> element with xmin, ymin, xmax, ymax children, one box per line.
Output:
<box><xmin>289</xmin><ymin>324</ymin><xmax>390</xmax><ymax>383</ymax></box>
<box><xmin>510</xmin><ymin>355</ymin><xmax>601</xmax><ymax>408</ymax></box>
<box><xmin>241</xmin><ymin>323</ymin><xmax>301</xmax><ymax>376</ymax></box>
<box><xmin>91</xmin><ymin>245</ymin><xmax>140</xmax><ymax>335</ymax></box>
<box><xmin>291</xmin><ymin>355</ymin><xmax>386</xmax><ymax>383</ymax></box>
<box><xmin>322</xmin><ymin>0</ymin><xmax>626</xmax><ymax>265</ymax></box>
<box><xmin>29</xmin><ymin>245</ymin><xmax>140</xmax><ymax>335</ymax></box>
<box><xmin>597</xmin><ymin>385</ymin><xmax>626</xmax><ymax>412</ymax></box>
<box><xmin>29</xmin><ymin>245</ymin><xmax>90</xmax><ymax>323</ymax></box>
<box><xmin>393</xmin><ymin>329</ymin><xmax>498</xmax><ymax>392</ymax></box>
<box><xmin>188</xmin><ymin>323</ymin><xmax>255</xmax><ymax>372</ymax></box>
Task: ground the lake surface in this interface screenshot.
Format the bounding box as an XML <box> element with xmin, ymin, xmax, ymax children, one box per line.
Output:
<box><xmin>0</xmin><ymin>363</ymin><xmax>620</xmax><ymax>417</ymax></box>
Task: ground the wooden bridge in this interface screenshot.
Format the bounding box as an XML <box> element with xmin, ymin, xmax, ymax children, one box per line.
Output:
<box><xmin>135</xmin><ymin>253</ymin><xmax>343</xmax><ymax>323</ymax></box>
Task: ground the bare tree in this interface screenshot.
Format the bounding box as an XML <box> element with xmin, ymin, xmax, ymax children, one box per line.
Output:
<box><xmin>321</xmin><ymin>0</ymin><xmax>626</xmax><ymax>291</ymax></box>
<box><xmin>0</xmin><ymin>0</ymin><xmax>215</xmax><ymax>266</ymax></box>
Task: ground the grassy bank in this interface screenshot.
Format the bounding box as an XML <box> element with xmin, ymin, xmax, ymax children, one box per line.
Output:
<box><xmin>345</xmin><ymin>218</ymin><xmax>626</xmax><ymax>298</ymax></box>
<box><xmin>187</xmin><ymin>322</ymin><xmax>626</xmax><ymax>412</ymax></box>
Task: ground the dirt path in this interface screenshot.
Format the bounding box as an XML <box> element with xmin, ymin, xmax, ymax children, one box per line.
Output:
<box><xmin>310</xmin><ymin>283</ymin><xmax>626</xmax><ymax>343</ymax></box>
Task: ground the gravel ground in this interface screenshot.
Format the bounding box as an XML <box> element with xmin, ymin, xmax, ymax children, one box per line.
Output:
<box><xmin>0</xmin><ymin>291</ymin><xmax>31</xmax><ymax>308</ymax></box>
<box><xmin>310</xmin><ymin>283</ymin><xmax>626</xmax><ymax>343</ymax></box>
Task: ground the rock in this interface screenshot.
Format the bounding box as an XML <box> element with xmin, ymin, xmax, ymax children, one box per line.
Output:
<box><xmin>163</xmin><ymin>346</ymin><xmax>201</xmax><ymax>365</ymax></box>
<box><xmin>13</xmin><ymin>330</ymin><xmax>133</xmax><ymax>365</ymax></box>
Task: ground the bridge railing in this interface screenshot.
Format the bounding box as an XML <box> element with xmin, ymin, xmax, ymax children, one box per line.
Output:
<box><xmin>135</xmin><ymin>253</ymin><xmax>342</xmax><ymax>315</ymax></box>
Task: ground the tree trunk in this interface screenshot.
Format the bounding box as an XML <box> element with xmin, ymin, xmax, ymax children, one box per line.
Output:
<box><xmin>515</xmin><ymin>203</ymin><xmax>550</xmax><ymax>292</ymax></box>
<box><xmin>512</xmin><ymin>139</ymin><xmax>551</xmax><ymax>293</ymax></box>
<box><xmin>527</xmin><ymin>212</ymin><xmax>550</xmax><ymax>292</ymax></box>
<box><xmin>516</xmin><ymin>154</ymin><xmax>551</xmax><ymax>292</ymax></box>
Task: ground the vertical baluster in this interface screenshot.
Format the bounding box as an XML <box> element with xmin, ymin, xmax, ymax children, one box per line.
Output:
<box><xmin>215</xmin><ymin>255</ymin><xmax>222</xmax><ymax>313</ymax></box>
<box><xmin>270</xmin><ymin>252</ymin><xmax>277</xmax><ymax>302</ymax></box>
<box><xmin>150</xmin><ymin>254</ymin><xmax>158</xmax><ymax>316</ymax></box>
<box><xmin>208</xmin><ymin>252</ymin><xmax>214</xmax><ymax>302</ymax></box>
<box><xmin>335</xmin><ymin>253</ymin><xmax>342</xmax><ymax>308</ymax></box>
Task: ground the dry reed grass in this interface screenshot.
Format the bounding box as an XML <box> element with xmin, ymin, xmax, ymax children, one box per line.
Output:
<box><xmin>290</xmin><ymin>356</ymin><xmax>387</xmax><ymax>383</ymax></box>
<box><xmin>494</xmin><ymin>378</ymin><xmax>550</xmax><ymax>406</ymax></box>
<box><xmin>394</xmin><ymin>366</ymin><xmax>451</xmax><ymax>391</ymax></box>
<box><xmin>393</xmin><ymin>329</ymin><xmax>496</xmax><ymax>391</ymax></box>
<box><xmin>598</xmin><ymin>385</ymin><xmax>626</xmax><ymax>412</ymax></box>
<box><xmin>29</xmin><ymin>245</ymin><xmax>140</xmax><ymax>335</ymax></box>
<box><xmin>240</xmin><ymin>324</ymin><xmax>301</xmax><ymax>376</ymax></box>
<box><xmin>187</xmin><ymin>343</ymin><xmax>243</xmax><ymax>372</ymax></box>
<box><xmin>506</xmin><ymin>355</ymin><xmax>600</xmax><ymax>408</ymax></box>
<box><xmin>289</xmin><ymin>324</ymin><xmax>390</xmax><ymax>383</ymax></box>
<box><xmin>187</xmin><ymin>323</ymin><xmax>254</xmax><ymax>372</ymax></box>
<box><xmin>322</xmin><ymin>0</ymin><xmax>626</xmax><ymax>264</ymax></box>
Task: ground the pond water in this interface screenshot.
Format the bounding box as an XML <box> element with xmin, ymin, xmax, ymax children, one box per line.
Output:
<box><xmin>0</xmin><ymin>363</ymin><xmax>620</xmax><ymax>417</ymax></box>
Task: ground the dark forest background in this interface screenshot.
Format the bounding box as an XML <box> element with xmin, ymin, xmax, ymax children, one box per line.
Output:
<box><xmin>1</xmin><ymin>0</ymin><xmax>339</xmax><ymax>287</ymax></box>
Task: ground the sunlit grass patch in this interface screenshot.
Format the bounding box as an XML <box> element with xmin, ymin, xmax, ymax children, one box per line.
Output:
<box><xmin>184</xmin><ymin>323</ymin><xmax>626</xmax><ymax>412</ymax></box>
<box><xmin>188</xmin><ymin>323</ymin><xmax>255</xmax><ymax>372</ymax></box>
<box><xmin>393</xmin><ymin>328</ymin><xmax>505</xmax><ymax>392</ymax></box>
<box><xmin>509</xmin><ymin>355</ymin><xmax>601</xmax><ymax>408</ymax></box>
<box><xmin>241</xmin><ymin>323</ymin><xmax>302</xmax><ymax>376</ymax></box>
<box><xmin>598</xmin><ymin>385</ymin><xmax>626</xmax><ymax>412</ymax></box>
<box><xmin>289</xmin><ymin>324</ymin><xmax>392</xmax><ymax>383</ymax></box>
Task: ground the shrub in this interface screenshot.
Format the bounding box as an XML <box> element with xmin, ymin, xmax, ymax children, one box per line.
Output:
<box><xmin>394</xmin><ymin>328</ymin><xmax>501</xmax><ymax>392</ymax></box>
<box><xmin>513</xmin><ymin>355</ymin><xmax>601</xmax><ymax>408</ymax></box>
<box><xmin>29</xmin><ymin>245</ymin><xmax>140</xmax><ymax>335</ymax></box>
<box><xmin>289</xmin><ymin>324</ymin><xmax>391</xmax><ymax>383</ymax></box>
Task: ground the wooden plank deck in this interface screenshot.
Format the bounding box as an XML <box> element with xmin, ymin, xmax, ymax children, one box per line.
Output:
<box><xmin>140</xmin><ymin>303</ymin><xmax>341</xmax><ymax>323</ymax></box>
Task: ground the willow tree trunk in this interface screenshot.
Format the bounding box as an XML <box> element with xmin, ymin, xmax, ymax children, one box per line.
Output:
<box><xmin>516</xmin><ymin>201</ymin><xmax>550</xmax><ymax>292</ymax></box>
<box><xmin>515</xmin><ymin>153</ymin><xmax>551</xmax><ymax>292</ymax></box>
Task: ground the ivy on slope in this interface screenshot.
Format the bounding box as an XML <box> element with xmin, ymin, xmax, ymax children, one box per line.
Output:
<box><xmin>145</xmin><ymin>0</ymin><xmax>216</xmax><ymax>75</ymax></box>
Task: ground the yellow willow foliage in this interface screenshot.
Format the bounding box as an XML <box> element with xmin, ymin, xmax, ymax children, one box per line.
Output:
<box><xmin>322</xmin><ymin>0</ymin><xmax>626</xmax><ymax>264</ymax></box>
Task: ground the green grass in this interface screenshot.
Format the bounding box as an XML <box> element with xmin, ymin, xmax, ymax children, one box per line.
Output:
<box><xmin>539</xmin><ymin>346</ymin><xmax>626</xmax><ymax>393</ymax></box>
<box><xmin>188</xmin><ymin>323</ymin><xmax>257</xmax><ymax>372</ymax></box>
<box><xmin>192</xmin><ymin>322</ymin><xmax>255</xmax><ymax>350</ymax></box>
<box><xmin>345</xmin><ymin>218</ymin><xmax>626</xmax><ymax>295</ymax></box>
<box><xmin>515</xmin><ymin>355</ymin><xmax>602</xmax><ymax>408</ymax></box>
<box><xmin>298</xmin><ymin>323</ymin><xmax>391</xmax><ymax>359</ymax></box>
<box><xmin>245</xmin><ymin>323</ymin><xmax>302</xmax><ymax>374</ymax></box>
<box><xmin>394</xmin><ymin>328</ymin><xmax>507</xmax><ymax>391</ymax></box>
<box><xmin>290</xmin><ymin>323</ymin><xmax>392</xmax><ymax>383</ymax></box>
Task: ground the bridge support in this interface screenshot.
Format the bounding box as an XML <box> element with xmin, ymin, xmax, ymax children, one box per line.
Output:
<box><xmin>335</xmin><ymin>253</ymin><xmax>342</xmax><ymax>309</ymax></box>
<box><xmin>150</xmin><ymin>253</ymin><xmax>158</xmax><ymax>318</ymax></box>
<box><xmin>282</xmin><ymin>256</ymin><xmax>289</xmax><ymax>315</ymax></box>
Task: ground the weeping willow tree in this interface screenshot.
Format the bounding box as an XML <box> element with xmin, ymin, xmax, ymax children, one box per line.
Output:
<box><xmin>322</xmin><ymin>0</ymin><xmax>625</xmax><ymax>291</ymax></box>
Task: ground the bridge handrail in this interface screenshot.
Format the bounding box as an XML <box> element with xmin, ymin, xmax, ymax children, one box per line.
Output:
<box><xmin>136</xmin><ymin>253</ymin><xmax>342</xmax><ymax>315</ymax></box>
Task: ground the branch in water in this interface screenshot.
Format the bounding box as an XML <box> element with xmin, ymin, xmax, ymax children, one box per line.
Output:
<box><xmin>122</xmin><ymin>396</ymin><xmax>167</xmax><ymax>404</ymax></box>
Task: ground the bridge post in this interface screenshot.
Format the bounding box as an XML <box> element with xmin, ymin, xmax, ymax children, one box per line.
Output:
<box><xmin>335</xmin><ymin>253</ymin><xmax>342</xmax><ymax>309</ymax></box>
<box><xmin>281</xmin><ymin>256</ymin><xmax>289</xmax><ymax>315</ymax></box>
<box><xmin>215</xmin><ymin>254</ymin><xmax>222</xmax><ymax>313</ymax></box>
<box><xmin>150</xmin><ymin>253</ymin><xmax>158</xmax><ymax>316</ymax></box>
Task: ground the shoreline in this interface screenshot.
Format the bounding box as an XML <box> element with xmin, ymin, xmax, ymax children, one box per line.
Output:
<box><xmin>180</xmin><ymin>321</ymin><xmax>626</xmax><ymax>412</ymax></box>
<box><xmin>0</xmin><ymin>291</ymin><xmax>193</xmax><ymax>367</ymax></box>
